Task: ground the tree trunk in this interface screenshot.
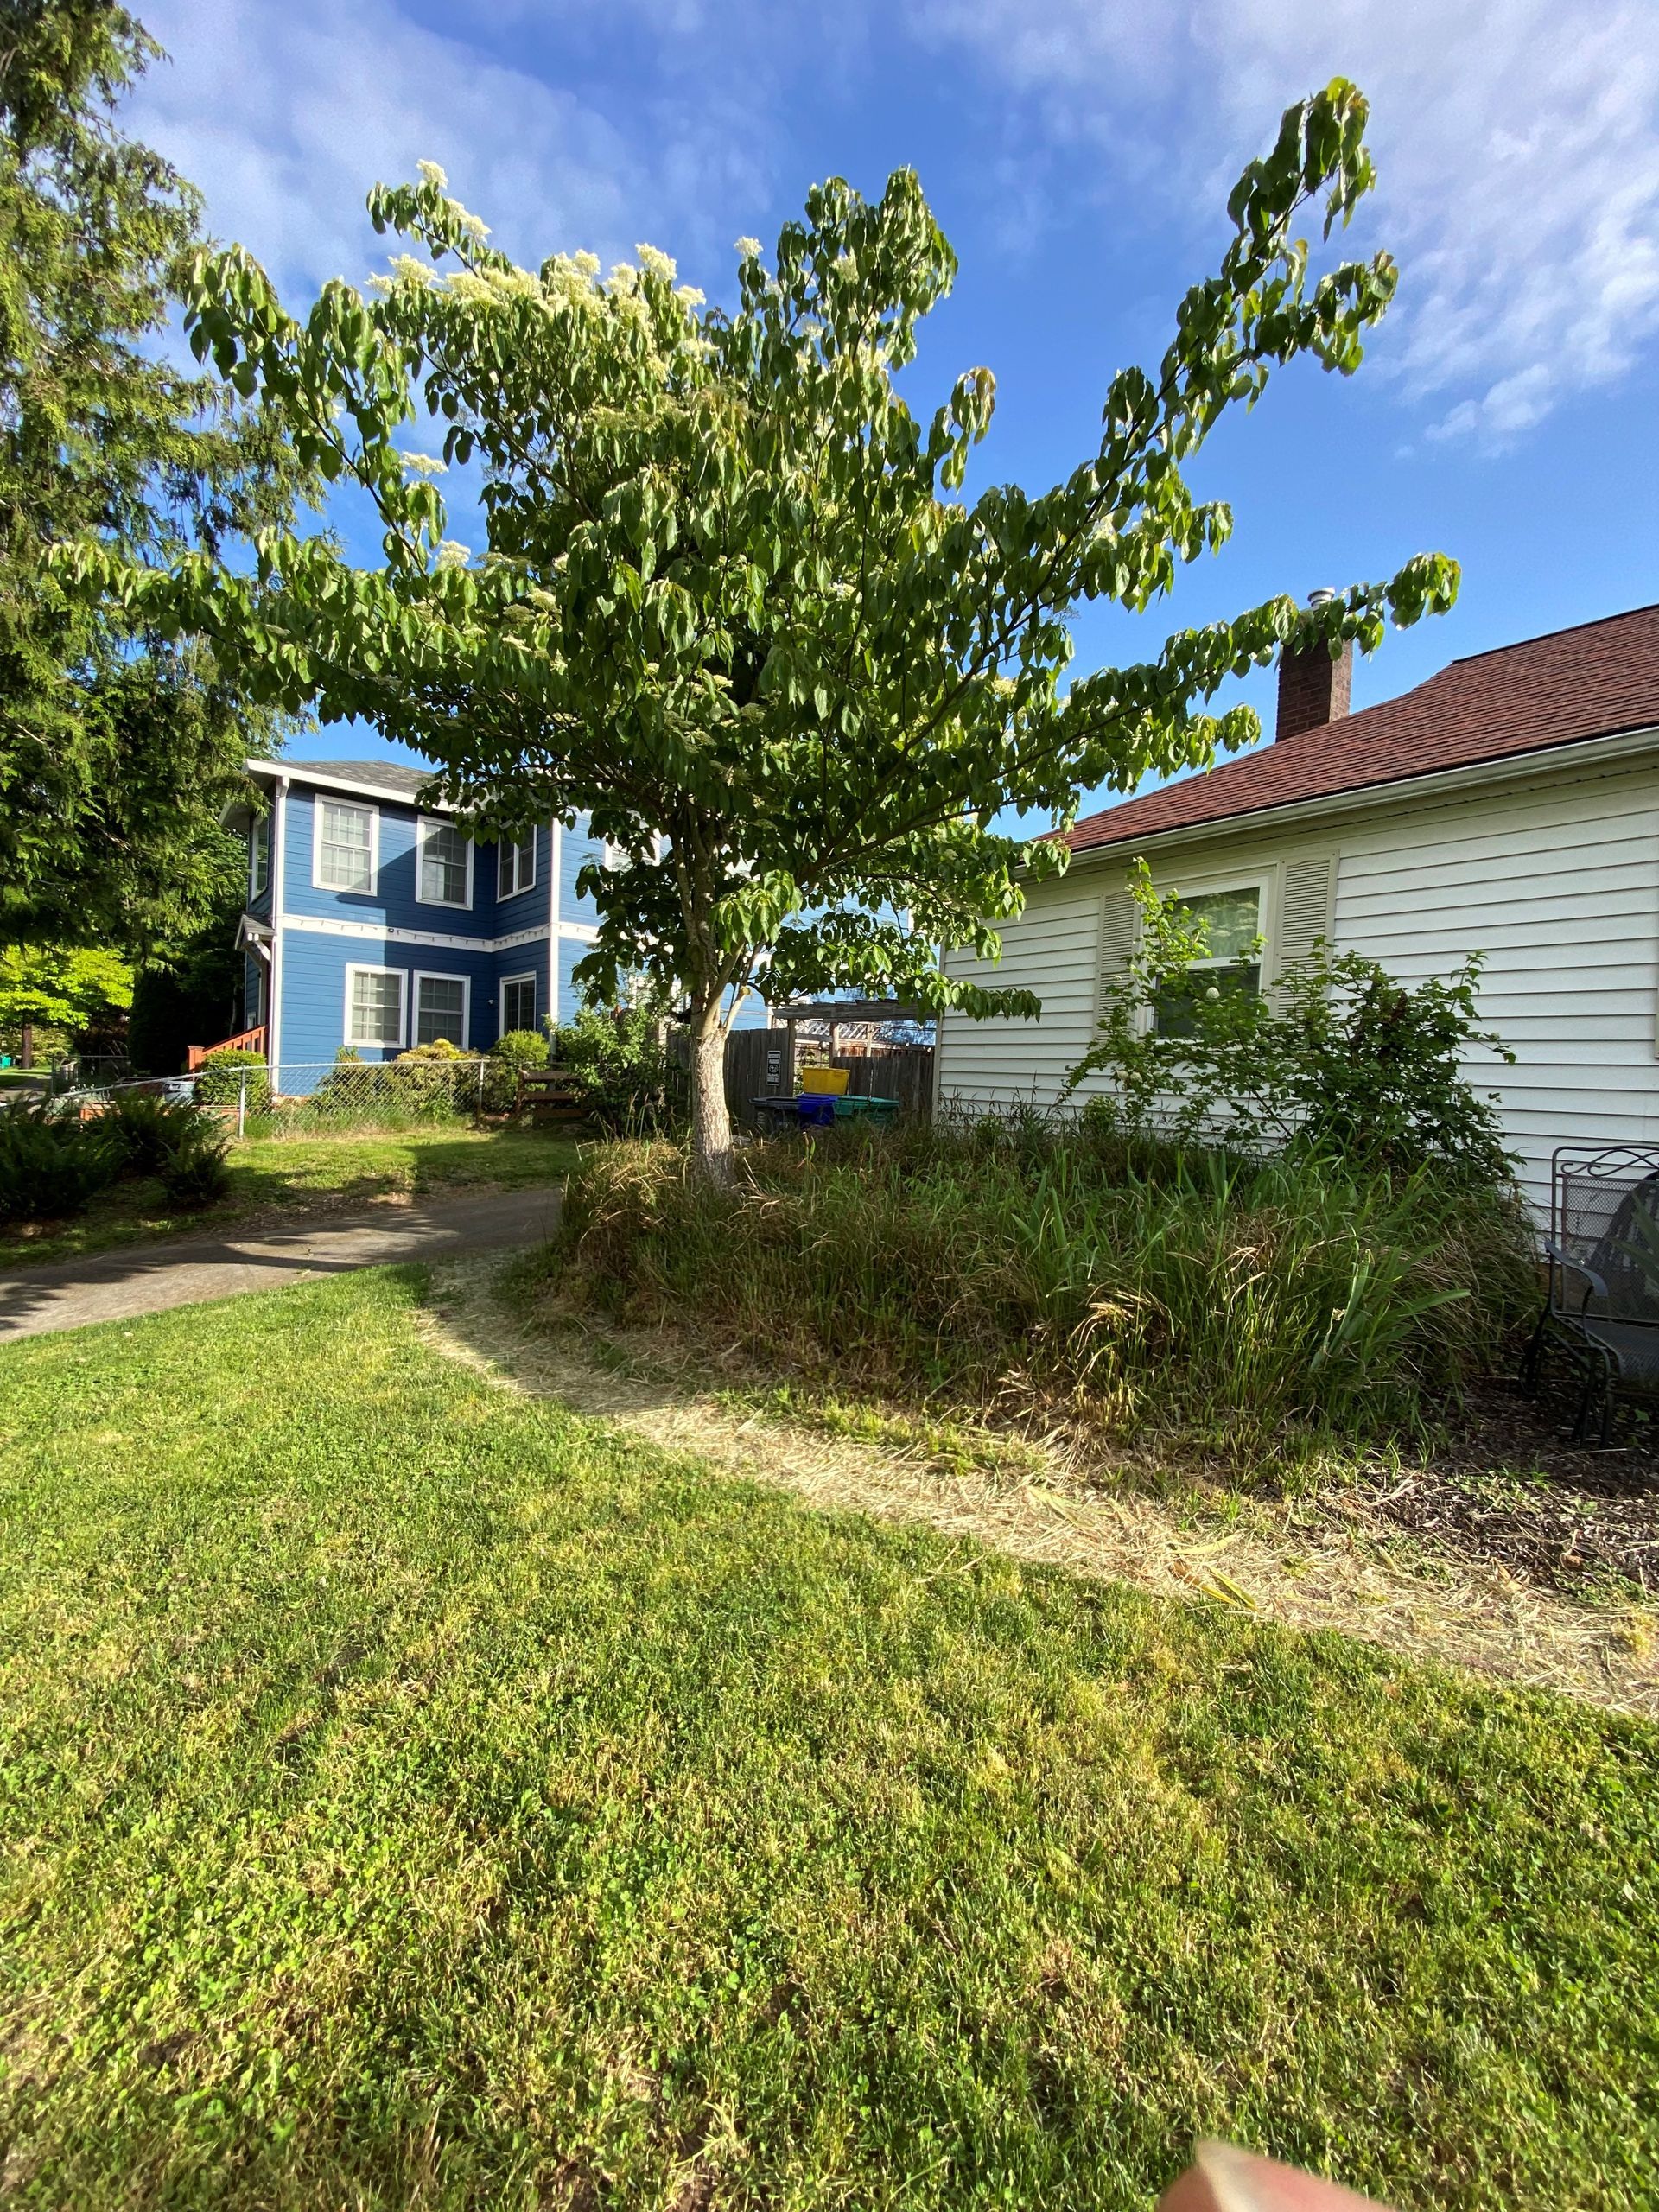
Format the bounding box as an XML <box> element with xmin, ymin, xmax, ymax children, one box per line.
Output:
<box><xmin>689</xmin><ymin>1001</ymin><xmax>734</xmax><ymax>1182</ymax></box>
<box><xmin>19</xmin><ymin>1021</ymin><xmax>33</xmax><ymax>1071</ymax></box>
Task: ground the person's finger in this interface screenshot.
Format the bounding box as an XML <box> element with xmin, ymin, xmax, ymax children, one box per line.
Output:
<box><xmin>1157</xmin><ymin>2138</ymin><xmax>1395</xmax><ymax>2212</ymax></box>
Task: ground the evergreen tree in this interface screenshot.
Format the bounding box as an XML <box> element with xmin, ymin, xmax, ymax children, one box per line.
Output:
<box><xmin>0</xmin><ymin>1</ymin><xmax>303</xmax><ymax>953</ymax></box>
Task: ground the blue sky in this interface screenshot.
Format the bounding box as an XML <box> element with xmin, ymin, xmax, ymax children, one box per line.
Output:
<box><xmin>130</xmin><ymin>0</ymin><xmax>1659</xmax><ymax>822</ymax></box>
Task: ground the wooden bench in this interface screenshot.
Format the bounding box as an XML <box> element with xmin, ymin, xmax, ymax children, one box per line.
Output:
<box><xmin>517</xmin><ymin>1065</ymin><xmax>588</xmax><ymax>1126</ymax></box>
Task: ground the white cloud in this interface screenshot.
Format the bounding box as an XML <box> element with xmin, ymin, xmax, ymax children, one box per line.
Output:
<box><xmin>127</xmin><ymin>0</ymin><xmax>770</xmax><ymax>302</ymax></box>
<box><xmin>125</xmin><ymin>0</ymin><xmax>1659</xmax><ymax>449</ymax></box>
<box><xmin>914</xmin><ymin>0</ymin><xmax>1659</xmax><ymax>447</ymax></box>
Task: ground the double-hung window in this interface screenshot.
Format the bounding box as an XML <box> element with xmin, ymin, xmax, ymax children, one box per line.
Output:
<box><xmin>499</xmin><ymin>974</ymin><xmax>537</xmax><ymax>1035</ymax></box>
<box><xmin>1152</xmin><ymin>885</ymin><xmax>1263</xmax><ymax>1038</ymax></box>
<box><xmin>250</xmin><ymin>814</ymin><xmax>270</xmax><ymax>898</ymax></box>
<box><xmin>498</xmin><ymin>833</ymin><xmax>537</xmax><ymax>898</ymax></box>
<box><xmin>346</xmin><ymin>965</ymin><xmax>404</xmax><ymax>1049</ymax></box>
<box><xmin>414</xmin><ymin>972</ymin><xmax>468</xmax><ymax>1047</ymax></box>
<box><xmin>316</xmin><ymin>800</ymin><xmax>376</xmax><ymax>893</ymax></box>
<box><xmin>418</xmin><ymin>818</ymin><xmax>472</xmax><ymax>908</ymax></box>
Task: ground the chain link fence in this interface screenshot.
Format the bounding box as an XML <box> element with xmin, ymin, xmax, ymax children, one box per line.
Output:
<box><xmin>197</xmin><ymin>1058</ymin><xmax>517</xmax><ymax>1135</ymax></box>
<box><xmin>37</xmin><ymin>1057</ymin><xmax>528</xmax><ymax>1137</ymax></box>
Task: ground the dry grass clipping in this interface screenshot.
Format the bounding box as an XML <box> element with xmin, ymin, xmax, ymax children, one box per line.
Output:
<box><xmin>417</xmin><ymin>1255</ymin><xmax>1659</xmax><ymax>1719</ymax></box>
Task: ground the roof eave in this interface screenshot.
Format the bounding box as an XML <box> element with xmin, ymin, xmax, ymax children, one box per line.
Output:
<box><xmin>1058</xmin><ymin>721</ymin><xmax>1659</xmax><ymax>869</ymax></box>
<box><xmin>241</xmin><ymin>757</ymin><xmax>452</xmax><ymax>811</ymax></box>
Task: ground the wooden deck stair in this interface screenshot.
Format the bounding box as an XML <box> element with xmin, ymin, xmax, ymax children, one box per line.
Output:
<box><xmin>186</xmin><ymin>1025</ymin><xmax>267</xmax><ymax>1073</ymax></box>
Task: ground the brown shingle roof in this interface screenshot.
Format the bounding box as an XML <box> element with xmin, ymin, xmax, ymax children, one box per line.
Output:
<box><xmin>1065</xmin><ymin>602</ymin><xmax>1659</xmax><ymax>856</ymax></box>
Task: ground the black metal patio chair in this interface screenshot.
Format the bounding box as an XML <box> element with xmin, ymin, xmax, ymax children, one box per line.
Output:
<box><xmin>1522</xmin><ymin>1143</ymin><xmax>1659</xmax><ymax>1444</ymax></box>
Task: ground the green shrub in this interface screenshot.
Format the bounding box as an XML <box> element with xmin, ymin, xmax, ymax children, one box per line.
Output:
<box><xmin>556</xmin><ymin>1002</ymin><xmax>672</xmax><ymax>1135</ymax></box>
<box><xmin>556</xmin><ymin>1119</ymin><xmax>1536</xmax><ymax>1470</ymax></box>
<box><xmin>1068</xmin><ymin>861</ymin><xmax>1518</xmax><ymax>1191</ymax></box>
<box><xmin>102</xmin><ymin>1090</ymin><xmax>215</xmax><ymax>1177</ymax></box>
<box><xmin>296</xmin><ymin>1040</ymin><xmax>480</xmax><ymax>1131</ymax></box>
<box><xmin>194</xmin><ymin>1046</ymin><xmax>270</xmax><ymax>1114</ymax></box>
<box><xmin>156</xmin><ymin>1127</ymin><xmax>232</xmax><ymax>1207</ymax></box>
<box><xmin>485</xmin><ymin>1027</ymin><xmax>550</xmax><ymax>1113</ymax></box>
<box><xmin>0</xmin><ymin>1103</ymin><xmax>119</xmax><ymax>1224</ymax></box>
<box><xmin>388</xmin><ymin>1038</ymin><xmax>473</xmax><ymax>1122</ymax></box>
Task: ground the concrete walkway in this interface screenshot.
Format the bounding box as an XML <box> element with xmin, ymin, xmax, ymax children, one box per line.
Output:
<box><xmin>0</xmin><ymin>1185</ymin><xmax>562</xmax><ymax>1342</ymax></box>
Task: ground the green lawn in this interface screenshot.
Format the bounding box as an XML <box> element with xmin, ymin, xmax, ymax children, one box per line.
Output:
<box><xmin>0</xmin><ymin>1271</ymin><xmax>1655</xmax><ymax>2209</ymax></box>
<box><xmin>0</xmin><ymin>1125</ymin><xmax>582</xmax><ymax>1269</ymax></box>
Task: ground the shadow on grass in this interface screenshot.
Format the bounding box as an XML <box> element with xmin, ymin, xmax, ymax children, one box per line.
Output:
<box><xmin>0</xmin><ymin>1127</ymin><xmax>584</xmax><ymax>1274</ymax></box>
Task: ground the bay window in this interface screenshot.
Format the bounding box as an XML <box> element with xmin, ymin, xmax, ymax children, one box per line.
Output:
<box><xmin>418</xmin><ymin>818</ymin><xmax>472</xmax><ymax>908</ymax></box>
<box><xmin>498</xmin><ymin>834</ymin><xmax>537</xmax><ymax>898</ymax></box>
<box><xmin>414</xmin><ymin>972</ymin><xmax>468</xmax><ymax>1048</ymax></box>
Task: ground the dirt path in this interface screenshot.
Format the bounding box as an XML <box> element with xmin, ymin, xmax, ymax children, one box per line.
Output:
<box><xmin>420</xmin><ymin>1255</ymin><xmax>1659</xmax><ymax>1719</ymax></box>
<box><xmin>0</xmin><ymin>1186</ymin><xmax>562</xmax><ymax>1341</ymax></box>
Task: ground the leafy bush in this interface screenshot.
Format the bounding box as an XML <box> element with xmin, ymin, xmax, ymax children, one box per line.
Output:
<box><xmin>493</xmin><ymin>1028</ymin><xmax>550</xmax><ymax>1069</ymax></box>
<box><xmin>0</xmin><ymin>1102</ymin><xmax>119</xmax><ymax>1224</ymax></box>
<box><xmin>556</xmin><ymin>1002</ymin><xmax>672</xmax><ymax>1135</ymax></box>
<box><xmin>389</xmin><ymin>1037</ymin><xmax>472</xmax><ymax>1121</ymax></box>
<box><xmin>194</xmin><ymin>1046</ymin><xmax>270</xmax><ymax>1114</ymax></box>
<box><xmin>156</xmin><ymin>1127</ymin><xmax>232</xmax><ymax>1207</ymax></box>
<box><xmin>556</xmin><ymin>1117</ymin><xmax>1536</xmax><ymax>1469</ymax></box>
<box><xmin>296</xmin><ymin>1040</ymin><xmax>481</xmax><ymax>1130</ymax></box>
<box><xmin>485</xmin><ymin>1027</ymin><xmax>550</xmax><ymax>1113</ymax></box>
<box><xmin>1067</xmin><ymin>861</ymin><xmax>1517</xmax><ymax>1191</ymax></box>
<box><xmin>102</xmin><ymin>1090</ymin><xmax>215</xmax><ymax>1177</ymax></box>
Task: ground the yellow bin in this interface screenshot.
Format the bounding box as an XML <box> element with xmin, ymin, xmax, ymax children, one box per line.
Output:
<box><xmin>798</xmin><ymin>1066</ymin><xmax>849</xmax><ymax>1096</ymax></box>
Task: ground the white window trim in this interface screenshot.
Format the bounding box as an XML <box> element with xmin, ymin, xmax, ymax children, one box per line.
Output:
<box><xmin>411</xmin><ymin>968</ymin><xmax>472</xmax><ymax>1049</ymax></box>
<box><xmin>313</xmin><ymin>797</ymin><xmax>379</xmax><ymax>896</ymax></box>
<box><xmin>343</xmin><ymin>962</ymin><xmax>406</xmax><ymax>1051</ymax></box>
<box><xmin>1140</xmin><ymin>867</ymin><xmax>1274</xmax><ymax>1036</ymax></box>
<box><xmin>415</xmin><ymin>815</ymin><xmax>474</xmax><ymax>912</ymax></box>
<box><xmin>497</xmin><ymin>831</ymin><xmax>537</xmax><ymax>900</ymax></box>
<box><xmin>250</xmin><ymin>814</ymin><xmax>270</xmax><ymax>899</ymax></box>
<box><xmin>499</xmin><ymin>969</ymin><xmax>537</xmax><ymax>1037</ymax></box>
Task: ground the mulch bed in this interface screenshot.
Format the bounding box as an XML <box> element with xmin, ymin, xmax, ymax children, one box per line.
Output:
<box><xmin>1365</xmin><ymin>1382</ymin><xmax>1659</xmax><ymax>1598</ymax></box>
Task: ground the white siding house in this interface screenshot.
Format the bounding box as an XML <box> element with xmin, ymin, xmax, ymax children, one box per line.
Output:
<box><xmin>938</xmin><ymin>604</ymin><xmax>1659</xmax><ymax>1212</ymax></box>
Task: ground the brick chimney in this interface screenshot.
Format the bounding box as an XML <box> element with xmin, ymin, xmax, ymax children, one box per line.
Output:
<box><xmin>1276</xmin><ymin>587</ymin><xmax>1352</xmax><ymax>741</ymax></box>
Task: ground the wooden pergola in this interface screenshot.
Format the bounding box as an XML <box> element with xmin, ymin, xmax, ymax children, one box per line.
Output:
<box><xmin>770</xmin><ymin>999</ymin><xmax>934</xmax><ymax>1065</ymax></box>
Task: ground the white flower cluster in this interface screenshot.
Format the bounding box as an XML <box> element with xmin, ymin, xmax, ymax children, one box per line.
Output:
<box><xmin>400</xmin><ymin>452</ymin><xmax>447</xmax><ymax>478</ymax></box>
<box><xmin>434</xmin><ymin>540</ymin><xmax>472</xmax><ymax>572</ymax></box>
<box><xmin>636</xmin><ymin>244</ymin><xmax>677</xmax><ymax>284</ymax></box>
<box><xmin>372</xmin><ymin>253</ymin><xmax>437</xmax><ymax>294</ymax></box>
<box><xmin>416</xmin><ymin>160</ymin><xmax>448</xmax><ymax>188</ymax></box>
<box><xmin>734</xmin><ymin>237</ymin><xmax>762</xmax><ymax>260</ymax></box>
<box><xmin>445</xmin><ymin>263</ymin><xmax>540</xmax><ymax>307</ymax></box>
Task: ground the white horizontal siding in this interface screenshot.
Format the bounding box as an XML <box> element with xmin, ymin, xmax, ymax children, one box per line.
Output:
<box><xmin>939</xmin><ymin>748</ymin><xmax>1659</xmax><ymax>1213</ymax></box>
<box><xmin>939</xmin><ymin>878</ymin><xmax>1103</xmax><ymax>1110</ymax></box>
<box><xmin>1333</xmin><ymin>761</ymin><xmax>1659</xmax><ymax>1207</ymax></box>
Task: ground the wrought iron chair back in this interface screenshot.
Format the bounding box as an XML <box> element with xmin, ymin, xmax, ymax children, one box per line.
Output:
<box><xmin>1525</xmin><ymin>1143</ymin><xmax>1659</xmax><ymax>1441</ymax></box>
<box><xmin>1549</xmin><ymin>1144</ymin><xmax>1659</xmax><ymax>1328</ymax></box>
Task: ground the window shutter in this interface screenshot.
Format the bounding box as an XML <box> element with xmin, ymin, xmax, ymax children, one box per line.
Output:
<box><xmin>1273</xmin><ymin>854</ymin><xmax>1335</xmax><ymax>1005</ymax></box>
<box><xmin>1093</xmin><ymin>887</ymin><xmax>1138</xmax><ymax>1031</ymax></box>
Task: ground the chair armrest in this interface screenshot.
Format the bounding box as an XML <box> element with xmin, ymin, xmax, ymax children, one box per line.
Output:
<box><xmin>1546</xmin><ymin>1244</ymin><xmax>1609</xmax><ymax>1309</ymax></box>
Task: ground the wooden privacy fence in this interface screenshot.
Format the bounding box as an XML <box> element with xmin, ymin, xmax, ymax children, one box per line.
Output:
<box><xmin>672</xmin><ymin>1028</ymin><xmax>935</xmax><ymax>1126</ymax></box>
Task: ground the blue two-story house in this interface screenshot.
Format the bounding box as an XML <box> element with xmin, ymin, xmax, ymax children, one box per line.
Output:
<box><xmin>219</xmin><ymin>758</ymin><xmax>630</xmax><ymax>1077</ymax></box>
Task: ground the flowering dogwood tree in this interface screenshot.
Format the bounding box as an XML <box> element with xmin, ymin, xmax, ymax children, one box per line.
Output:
<box><xmin>68</xmin><ymin>83</ymin><xmax>1455</xmax><ymax>1176</ymax></box>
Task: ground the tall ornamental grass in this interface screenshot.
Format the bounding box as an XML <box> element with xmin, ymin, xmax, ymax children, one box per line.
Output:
<box><xmin>555</xmin><ymin>1118</ymin><xmax>1536</xmax><ymax>1462</ymax></box>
